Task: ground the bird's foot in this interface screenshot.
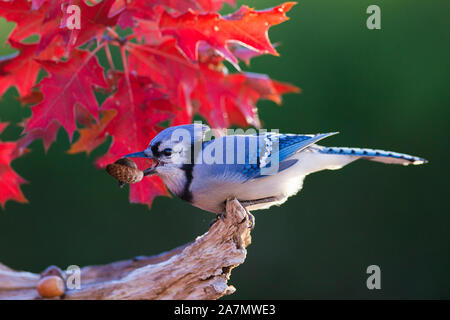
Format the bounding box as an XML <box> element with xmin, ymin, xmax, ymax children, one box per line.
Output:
<box><xmin>209</xmin><ymin>211</ymin><xmax>226</xmax><ymax>228</ymax></box>
<box><xmin>233</xmin><ymin>201</ymin><xmax>255</xmax><ymax>229</ymax></box>
<box><xmin>210</xmin><ymin>200</ymin><xmax>258</xmax><ymax>229</ymax></box>
<box><xmin>245</xmin><ymin>209</ymin><xmax>255</xmax><ymax>229</ymax></box>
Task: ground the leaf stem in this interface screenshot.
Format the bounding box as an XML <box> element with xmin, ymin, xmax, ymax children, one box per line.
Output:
<box><xmin>106</xmin><ymin>27</ymin><xmax>120</xmax><ymax>41</ymax></box>
<box><xmin>120</xmin><ymin>46</ymin><xmax>134</xmax><ymax>105</ymax></box>
<box><xmin>126</xmin><ymin>42</ymin><xmax>198</xmax><ymax>70</ymax></box>
<box><xmin>105</xmin><ymin>44</ymin><xmax>115</xmax><ymax>71</ymax></box>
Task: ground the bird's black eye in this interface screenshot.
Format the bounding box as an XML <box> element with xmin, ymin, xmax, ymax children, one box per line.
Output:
<box><xmin>162</xmin><ymin>148</ymin><xmax>173</xmax><ymax>156</ymax></box>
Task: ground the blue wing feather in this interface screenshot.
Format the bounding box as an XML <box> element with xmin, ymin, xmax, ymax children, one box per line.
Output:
<box><xmin>198</xmin><ymin>133</ymin><xmax>339</xmax><ymax>183</ymax></box>
<box><xmin>240</xmin><ymin>132</ymin><xmax>338</xmax><ymax>180</ymax></box>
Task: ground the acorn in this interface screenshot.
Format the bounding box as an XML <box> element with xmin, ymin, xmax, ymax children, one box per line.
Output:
<box><xmin>37</xmin><ymin>275</ymin><xmax>65</xmax><ymax>298</ymax></box>
<box><xmin>106</xmin><ymin>158</ymin><xmax>144</xmax><ymax>187</ymax></box>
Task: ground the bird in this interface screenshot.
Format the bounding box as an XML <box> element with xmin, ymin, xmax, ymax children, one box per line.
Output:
<box><xmin>124</xmin><ymin>123</ymin><xmax>427</xmax><ymax>221</ymax></box>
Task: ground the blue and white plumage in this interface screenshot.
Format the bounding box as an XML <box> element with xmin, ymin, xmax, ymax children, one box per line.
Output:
<box><xmin>125</xmin><ymin>124</ymin><xmax>427</xmax><ymax>215</ymax></box>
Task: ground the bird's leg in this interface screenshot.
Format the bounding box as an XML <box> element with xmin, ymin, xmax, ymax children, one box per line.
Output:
<box><xmin>245</xmin><ymin>209</ymin><xmax>255</xmax><ymax>229</ymax></box>
<box><xmin>211</xmin><ymin>197</ymin><xmax>275</xmax><ymax>229</ymax></box>
<box><xmin>238</xmin><ymin>196</ymin><xmax>280</xmax><ymax>229</ymax></box>
<box><xmin>220</xmin><ymin>210</ymin><xmax>226</xmax><ymax>222</ymax></box>
<box><xmin>239</xmin><ymin>196</ymin><xmax>279</xmax><ymax>208</ymax></box>
<box><xmin>209</xmin><ymin>216</ymin><xmax>218</xmax><ymax>228</ymax></box>
<box><xmin>209</xmin><ymin>197</ymin><xmax>231</xmax><ymax>228</ymax></box>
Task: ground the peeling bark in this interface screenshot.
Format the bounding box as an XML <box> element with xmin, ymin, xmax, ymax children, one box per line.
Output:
<box><xmin>0</xmin><ymin>199</ymin><xmax>253</xmax><ymax>300</ymax></box>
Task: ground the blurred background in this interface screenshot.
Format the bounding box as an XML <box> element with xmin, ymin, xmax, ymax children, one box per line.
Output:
<box><xmin>0</xmin><ymin>0</ymin><xmax>448</xmax><ymax>299</ymax></box>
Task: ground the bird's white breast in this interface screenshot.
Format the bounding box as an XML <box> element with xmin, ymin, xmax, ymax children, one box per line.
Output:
<box><xmin>156</xmin><ymin>166</ymin><xmax>187</xmax><ymax>197</ymax></box>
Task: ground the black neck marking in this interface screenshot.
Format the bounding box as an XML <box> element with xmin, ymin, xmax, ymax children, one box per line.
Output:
<box><xmin>180</xmin><ymin>163</ymin><xmax>194</xmax><ymax>202</ymax></box>
<box><xmin>151</xmin><ymin>141</ymin><xmax>161</xmax><ymax>157</ymax></box>
<box><xmin>179</xmin><ymin>142</ymin><xmax>201</xmax><ymax>203</ymax></box>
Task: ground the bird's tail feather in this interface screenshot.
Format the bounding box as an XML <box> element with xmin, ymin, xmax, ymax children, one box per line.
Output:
<box><xmin>318</xmin><ymin>147</ymin><xmax>428</xmax><ymax>166</ymax></box>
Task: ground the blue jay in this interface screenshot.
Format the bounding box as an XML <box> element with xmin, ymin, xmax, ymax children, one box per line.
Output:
<box><xmin>124</xmin><ymin>124</ymin><xmax>427</xmax><ymax>218</ymax></box>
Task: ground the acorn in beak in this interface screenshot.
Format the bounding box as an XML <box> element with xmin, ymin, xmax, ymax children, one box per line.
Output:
<box><xmin>123</xmin><ymin>151</ymin><xmax>159</xmax><ymax>176</ymax></box>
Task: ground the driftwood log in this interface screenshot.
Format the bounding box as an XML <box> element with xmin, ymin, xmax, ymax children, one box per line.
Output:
<box><xmin>0</xmin><ymin>199</ymin><xmax>253</xmax><ymax>300</ymax></box>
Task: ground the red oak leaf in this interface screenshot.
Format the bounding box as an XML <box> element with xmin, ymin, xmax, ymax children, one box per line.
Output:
<box><xmin>111</xmin><ymin>0</ymin><xmax>235</xmax><ymax>28</ymax></box>
<box><xmin>159</xmin><ymin>2</ymin><xmax>295</xmax><ymax>65</ymax></box>
<box><xmin>226</xmin><ymin>43</ymin><xmax>263</xmax><ymax>65</ymax></box>
<box><xmin>32</xmin><ymin>0</ymin><xmax>48</xmax><ymax>10</ymax></box>
<box><xmin>31</xmin><ymin>0</ymin><xmax>60</xmax><ymax>10</ymax></box>
<box><xmin>95</xmin><ymin>74</ymin><xmax>171</xmax><ymax>164</ymax></box>
<box><xmin>127</xmin><ymin>40</ymin><xmax>198</xmax><ymax>118</ymax></box>
<box><xmin>133</xmin><ymin>19</ymin><xmax>167</xmax><ymax>45</ymax></box>
<box><xmin>0</xmin><ymin>41</ymin><xmax>41</xmax><ymax>98</ymax></box>
<box><xmin>38</xmin><ymin>0</ymin><xmax>118</xmax><ymax>55</ymax></box>
<box><xmin>0</xmin><ymin>0</ymin><xmax>46</xmax><ymax>42</ymax></box>
<box><xmin>128</xmin><ymin>39</ymin><xmax>298</xmax><ymax>129</ymax></box>
<box><xmin>93</xmin><ymin>74</ymin><xmax>171</xmax><ymax>207</ymax></box>
<box><xmin>36</xmin><ymin>35</ymin><xmax>66</xmax><ymax>61</ymax></box>
<box><xmin>193</xmin><ymin>63</ymin><xmax>299</xmax><ymax>128</ymax></box>
<box><xmin>17</xmin><ymin>90</ymin><xmax>44</xmax><ymax>105</ymax></box>
<box><xmin>67</xmin><ymin>109</ymin><xmax>117</xmax><ymax>155</ymax></box>
<box><xmin>150</xmin><ymin>0</ymin><xmax>235</xmax><ymax>13</ymax></box>
<box><xmin>0</xmin><ymin>38</ymin><xmax>63</xmax><ymax>100</ymax></box>
<box><xmin>63</xmin><ymin>0</ymin><xmax>119</xmax><ymax>47</ymax></box>
<box><xmin>26</xmin><ymin>49</ymin><xmax>108</xmax><ymax>139</ymax></box>
<box><xmin>13</xmin><ymin>120</ymin><xmax>60</xmax><ymax>158</ymax></box>
<box><xmin>108</xmin><ymin>0</ymin><xmax>156</xmax><ymax>26</ymax></box>
<box><xmin>226</xmin><ymin>73</ymin><xmax>300</xmax><ymax>126</ymax></box>
<box><xmin>0</xmin><ymin>122</ymin><xmax>27</xmax><ymax>208</ymax></box>
<box><xmin>128</xmin><ymin>174</ymin><xmax>169</xmax><ymax>209</ymax></box>
<box><xmin>68</xmin><ymin>76</ymin><xmax>171</xmax><ymax>207</ymax></box>
<box><xmin>0</xmin><ymin>0</ymin><xmax>299</xmax><ymax>208</ymax></box>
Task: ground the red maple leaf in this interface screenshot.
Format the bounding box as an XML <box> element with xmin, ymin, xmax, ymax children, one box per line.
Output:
<box><xmin>0</xmin><ymin>122</ymin><xmax>27</xmax><ymax>208</ymax></box>
<box><xmin>26</xmin><ymin>49</ymin><xmax>108</xmax><ymax>139</ymax></box>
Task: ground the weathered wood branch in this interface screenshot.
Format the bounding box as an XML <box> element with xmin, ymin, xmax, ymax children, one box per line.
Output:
<box><xmin>0</xmin><ymin>199</ymin><xmax>253</xmax><ymax>300</ymax></box>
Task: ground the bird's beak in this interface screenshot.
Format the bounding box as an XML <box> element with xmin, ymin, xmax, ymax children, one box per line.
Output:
<box><xmin>123</xmin><ymin>151</ymin><xmax>153</xmax><ymax>159</ymax></box>
<box><xmin>123</xmin><ymin>151</ymin><xmax>158</xmax><ymax>176</ymax></box>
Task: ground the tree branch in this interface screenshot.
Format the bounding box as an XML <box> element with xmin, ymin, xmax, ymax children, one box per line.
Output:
<box><xmin>0</xmin><ymin>199</ymin><xmax>253</xmax><ymax>300</ymax></box>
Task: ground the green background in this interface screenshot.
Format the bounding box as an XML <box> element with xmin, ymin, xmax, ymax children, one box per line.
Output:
<box><xmin>0</xmin><ymin>0</ymin><xmax>449</xmax><ymax>299</ymax></box>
